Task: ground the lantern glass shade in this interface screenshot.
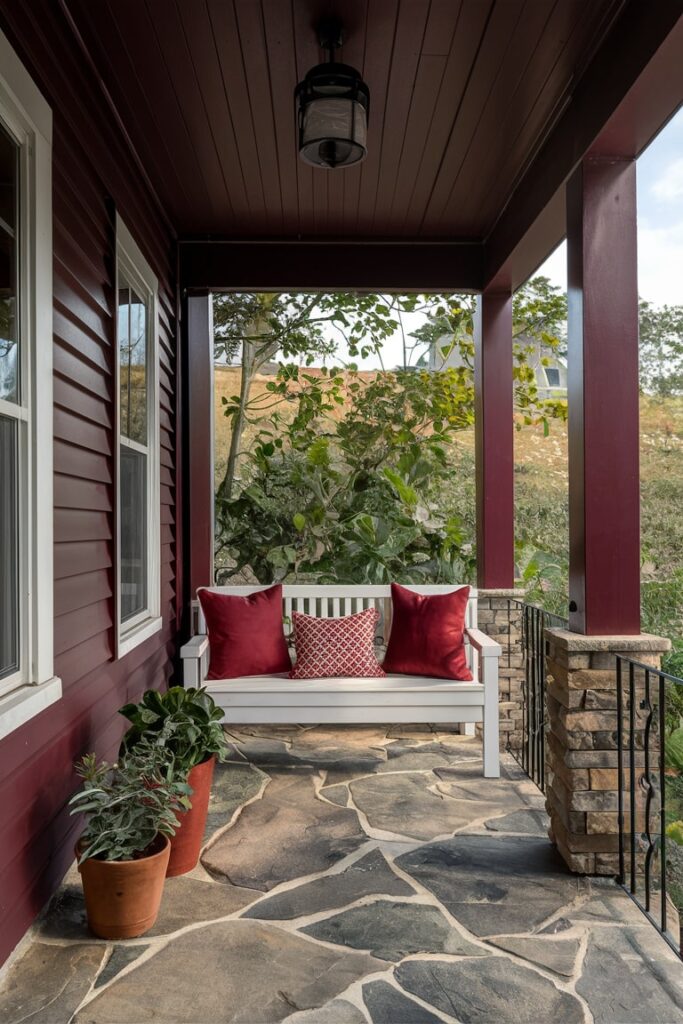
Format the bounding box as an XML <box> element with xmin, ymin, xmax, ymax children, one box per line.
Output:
<box><xmin>296</xmin><ymin>62</ymin><xmax>369</xmax><ymax>169</ymax></box>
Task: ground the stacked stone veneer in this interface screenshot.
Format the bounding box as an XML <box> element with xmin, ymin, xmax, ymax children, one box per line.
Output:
<box><xmin>545</xmin><ymin>629</ymin><xmax>671</xmax><ymax>876</ymax></box>
<box><xmin>477</xmin><ymin>589</ymin><xmax>526</xmax><ymax>752</ymax></box>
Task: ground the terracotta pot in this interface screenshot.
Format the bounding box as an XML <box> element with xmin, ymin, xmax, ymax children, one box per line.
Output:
<box><xmin>166</xmin><ymin>755</ymin><xmax>216</xmax><ymax>877</ymax></box>
<box><xmin>77</xmin><ymin>834</ymin><xmax>170</xmax><ymax>939</ymax></box>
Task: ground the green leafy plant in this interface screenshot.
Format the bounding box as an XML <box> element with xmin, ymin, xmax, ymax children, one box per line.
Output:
<box><xmin>69</xmin><ymin>740</ymin><xmax>192</xmax><ymax>863</ymax></box>
<box><xmin>666</xmin><ymin>821</ymin><xmax>683</xmax><ymax>846</ymax></box>
<box><xmin>119</xmin><ymin>687</ymin><xmax>230</xmax><ymax>774</ymax></box>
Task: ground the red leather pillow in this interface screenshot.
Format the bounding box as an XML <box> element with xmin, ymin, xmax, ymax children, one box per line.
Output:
<box><xmin>290</xmin><ymin>608</ymin><xmax>385</xmax><ymax>679</ymax></box>
<box><xmin>383</xmin><ymin>584</ymin><xmax>473</xmax><ymax>681</ymax></box>
<box><xmin>198</xmin><ymin>585</ymin><xmax>291</xmax><ymax>679</ymax></box>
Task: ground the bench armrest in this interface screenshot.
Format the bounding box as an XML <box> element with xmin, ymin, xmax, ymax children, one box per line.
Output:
<box><xmin>180</xmin><ymin>635</ymin><xmax>209</xmax><ymax>659</ymax></box>
<box><xmin>465</xmin><ymin>627</ymin><xmax>502</xmax><ymax>658</ymax></box>
<box><xmin>180</xmin><ymin>635</ymin><xmax>209</xmax><ymax>686</ymax></box>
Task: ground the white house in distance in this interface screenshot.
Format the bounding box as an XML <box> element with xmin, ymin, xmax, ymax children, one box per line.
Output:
<box><xmin>429</xmin><ymin>333</ymin><xmax>567</xmax><ymax>398</ymax></box>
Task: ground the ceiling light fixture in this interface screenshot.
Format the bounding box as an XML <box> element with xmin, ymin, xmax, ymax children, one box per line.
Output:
<box><xmin>295</xmin><ymin>17</ymin><xmax>369</xmax><ymax>170</ymax></box>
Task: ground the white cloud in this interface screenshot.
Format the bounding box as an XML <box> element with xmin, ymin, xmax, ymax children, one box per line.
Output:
<box><xmin>638</xmin><ymin>220</ymin><xmax>683</xmax><ymax>306</ymax></box>
<box><xmin>651</xmin><ymin>157</ymin><xmax>683</xmax><ymax>202</ymax></box>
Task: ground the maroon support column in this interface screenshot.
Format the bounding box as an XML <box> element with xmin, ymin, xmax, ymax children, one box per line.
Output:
<box><xmin>186</xmin><ymin>293</ymin><xmax>215</xmax><ymax>597</ymax></box>
<box><xmin>567</xmin><ymin>157</ymin><xmax>640</xmax><ymax>635</ymax></box>
<box><xmin>474</xmin><ymin>291</ymin><xmax>515</xmax><ymax>589</ymax></box>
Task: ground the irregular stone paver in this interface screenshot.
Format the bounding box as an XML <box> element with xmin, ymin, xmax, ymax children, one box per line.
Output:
<box><xmin>73</xmin><ymin>921</ymin><xmax>387</xmax><ymax>1024</ymax></box>
<box><xmin>95</xmin><ymin>946</ymin><xmax>149</xmax><ymax>988</ymax></box>
<box><xmin>285</xmin><ymin>998</ymin><xmax>367</xmax><ymax>1023</ymax></box>
<box><xmin>484</xmin><ymin>808</ymin><xmax>548</xmax><ymax>836</ymax></box>
<box><xmin>37</xmin><ymin>883</ymin><xmax>89</xmax><ymax>941</ymax></box>
<box><xmin>147</xmin><ymin>874</ymin><xmax>258</xmax><ymax>934</ymax></box>
<box><xmin>302</xmin><ymin>900</ymin><xmax>485</xmax><ymax>961</ymax></box>
<box><xmin>203</xmin><ymin>761</ymin><xmax>265</xmax><ymax>842</ymax></box>
<box><xmin>245</xmin><ymin>849</ymin><xmax>413</xmax><ymax>920</ymax></box>
<box><xmin>319</xmin><ymin>783</ymin><xmax>349</xmax><ymax>806</ymax></box>
<box><xmin>349</xmin><ymin>773</ymin><xmax>477</xmax><ymax>839</ymax></box>
<box><xmin>396</xmin><ymin>835</ymin><xmax>583</xmax><ymax>936</ymax></box>
<box><xmin>202</xmin><ymin>768</ymin><xmax>366</xmax><ymax>890</ymax></box>
<box><xmin>396</xmin><ymin>957</ymin><xmax>584</xmax><ymax>1023</ymax></box>
<box><xmin>0</xmin><ymin>942</ymin><xmax>104</xmax><ymax>1024</ymax></box>
<box><xmin>363</xmin><ymin>980</ymin><xmax>443</xmax><ymax>1024</ymax></box>
<box><xmin>488</xmin><ymin>935</ymin><xmax>580</xmax><ymax>977</ymax></box>
<box><xmin>576</xmin><ymin>925</ymin><xmax>683</xmax><ymax>1023</ymax></box>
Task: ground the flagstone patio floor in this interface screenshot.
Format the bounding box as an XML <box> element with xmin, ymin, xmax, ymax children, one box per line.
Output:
<box><xmin>2</xmin><ymin>724</ymin><xmax>683</xmax><ymax>1023</ymax></box>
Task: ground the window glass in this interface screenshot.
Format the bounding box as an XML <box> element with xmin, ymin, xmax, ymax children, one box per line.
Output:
<box><xmin>118</xmin><ymin>275</ymin><xmax>147</xmax><ymax>445</ymax></box>
<box><xmin>120</xmin><ymin>446</ymin><xmax>147</xmax><ymax>622</ymax></box>
<box><xmin>0</xmin><ymin>415</ymin><xmax>19</xmax><ymax>679</ymax></box>
<box><xmin>0</xmin><ymin>123</ymin><xmax>18</xmax><ymax>404</ymax></box>
<box><xmin>545</xmin><ymin>366</ymin><xmax>561</xmax><ymax>387</ymax></box>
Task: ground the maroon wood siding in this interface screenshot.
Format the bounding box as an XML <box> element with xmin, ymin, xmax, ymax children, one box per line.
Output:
<box><xmin>0</xmin><ymin>2</ymin><xmax>180</xmax><ymax>966</ymax></box>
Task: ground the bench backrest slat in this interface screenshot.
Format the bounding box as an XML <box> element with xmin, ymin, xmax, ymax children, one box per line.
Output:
<box><xmin>194</xmin><ymin>584</ymin><xmax>478</xmax><ymax>638</ymax></box>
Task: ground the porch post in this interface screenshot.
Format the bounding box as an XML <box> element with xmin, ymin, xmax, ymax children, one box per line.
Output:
<box><xmin>566</xmin><ymin>157</ymin><xmax>640</xmax><ymax>635</ymax></box>
<box><xmin>184</xmin><ymin>293</ymin><xmax>215</xmax><ymax>599</ymax></box>
<box><xmin>474</xmin><ymin>290</ymin><xmax>515</xmax><ymax>589</ymax></box>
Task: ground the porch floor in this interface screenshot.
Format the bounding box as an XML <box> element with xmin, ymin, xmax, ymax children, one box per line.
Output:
<box><xmin>2</xmin><ymin>725</ymin><xmax>683</xmax><ymax>1024</ymax></box>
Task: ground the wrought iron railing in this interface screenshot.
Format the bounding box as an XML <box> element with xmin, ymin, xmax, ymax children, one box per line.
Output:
<box><xmin>616</xmin><ymin>655</ymin><xmax>683</xmax><ymax>957</ymax></box>
<box><xmin>509</xmin><ymin>601</ymin><xmax>568</xmax><ymax>792</ymax></box>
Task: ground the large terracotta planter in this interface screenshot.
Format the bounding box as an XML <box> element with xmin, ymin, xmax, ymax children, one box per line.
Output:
<box><xmin>166</xmin><ymin>755</ymin><xmax>216</xmax><ymax>877</ymax></box>
<box><xmin>77</xmin><ymin>834</ymin><xmax>170</xmax><ymax>939</ymax></box>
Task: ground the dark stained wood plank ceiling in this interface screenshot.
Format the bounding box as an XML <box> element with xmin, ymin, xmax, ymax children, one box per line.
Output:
<box><xmin>64</xmin><ymin>0</ymin><xmax>626</xmax><ymax>240</ymax></box>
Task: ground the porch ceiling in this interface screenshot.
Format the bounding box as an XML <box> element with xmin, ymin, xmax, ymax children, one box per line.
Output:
<box><xmin>59</xmin><ymin>0</ymin><xmax>683</xmax><ymax>290</ymax></box>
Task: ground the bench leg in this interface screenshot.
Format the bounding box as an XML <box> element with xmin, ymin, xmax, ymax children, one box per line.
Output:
<box><xmin>482</xmin><ymin>658</ymin><xmax>500</xmax><ymax>778</ymax></box>
<box><xmin>461</xmin><ymin>723</ymin><xmax>476</xmax><ymax>737</ymax></box>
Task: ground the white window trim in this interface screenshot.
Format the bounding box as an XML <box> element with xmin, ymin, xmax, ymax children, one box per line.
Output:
<box><xmin>0</xmin><ymin>28</ymin><xmax>60</xmax><ymax>741</ymax></box>
<box><xmin>115</xmin><ymin>214</ymin><xmax>162</xmax><ymax>658</ymax></box>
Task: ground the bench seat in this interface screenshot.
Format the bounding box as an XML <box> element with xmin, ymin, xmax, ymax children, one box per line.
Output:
<box><xmin>182</xmin><ymin>584</ymin><xmax>501</xmax><ymax>776</ymax></box>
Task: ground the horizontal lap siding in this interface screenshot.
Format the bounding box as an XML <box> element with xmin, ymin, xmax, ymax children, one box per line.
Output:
<box><xmin>0</xmin><ymin>1</ymin><xmax>180</xmax><ymax>966</ymax></box>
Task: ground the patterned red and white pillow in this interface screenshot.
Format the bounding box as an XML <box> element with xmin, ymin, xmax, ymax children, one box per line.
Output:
<box><xmin>289</xmin><ymin>607</ymin><xmax>386</xmax><ymax>679</ymax></box>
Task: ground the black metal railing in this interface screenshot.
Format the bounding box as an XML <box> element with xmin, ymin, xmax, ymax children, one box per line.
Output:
<box><xmin>510</xmin><ymin>601</ymin><xmax>568</xmax><ymax>791</ymax></box>
<box><xmin>617</xmin><ymin>655</ymin><xmax>683</xmax><ymax>957</ymax></box>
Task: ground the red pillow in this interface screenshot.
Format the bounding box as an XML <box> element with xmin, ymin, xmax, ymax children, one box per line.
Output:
<box><xmin>290</xmin><ymin>608</ymin><xmax>385</xmax><ymax>679</ymax></box>
<box><xmin>383</xmin><ymin>584</ymin><xmax>473</xmax><ymax>681</ymax></box>
<box><xmin>198</xmin><ymin>585</ymin><xmax>291</xmax><ymax>679</ymax></box>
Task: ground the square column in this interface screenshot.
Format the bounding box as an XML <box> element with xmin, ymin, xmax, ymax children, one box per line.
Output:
<box><xmin>567</xmin><ymin>157</ymin><xmax>640</xmax><ymax>634</ymax></box>
<box><xmin>545</xmin><ymin>629</ymin><xmax>670</xmax><ymax>875</ymax></box>
<box><xmin>474</xmin><ymin>291</ymin><xmax>515</xmax><ymax>589</ymax></box>
<box><xmin>183</xmin><ymin>293</ymin><xmax>215</xmax><ymax>603</ymax></box>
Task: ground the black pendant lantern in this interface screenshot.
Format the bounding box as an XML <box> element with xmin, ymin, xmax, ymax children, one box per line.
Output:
<box><xmin>295</xmin><ymin>18</ymin><xmax>369</xmax><ymax>170</ymax></box>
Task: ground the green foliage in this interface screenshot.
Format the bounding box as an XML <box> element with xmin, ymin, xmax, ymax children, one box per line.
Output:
<box><xmin>666</xmin><ymin>821</ymin><xmax>683</xmax><ymax>847</ymax></box>
<box><xmin>119</xmin><ymin>687</ymin><xmax>230</xmax><ymax>775</ymax></box>
<box><xmin>638</xmin><ymin>299</ymin><xmax>683</xmax><ymax>397</ymax></box>
<box><xmin>69</xmin><ymin>740</ymin><xmax>192</xmax><ymax>863</ymax></box>
<box><xmin>215</xmin><ymin>281</ymin><xmax>567</xmax><ymax>585</ymax></box>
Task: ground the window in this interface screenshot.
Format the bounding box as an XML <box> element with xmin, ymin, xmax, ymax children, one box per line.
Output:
<box><xmin>544</xmin><ymin>366</ymin><xmax>561</xmax><ymax>388</ymax></box>
<box><xmin>116</xmin><ymin>216</ymin><xmax>161</xmax><ymax>656</ymax></box>
<box><xmin>0</xmin><ymin>28</ymin><xmax>59</xmax><ymax>740</ymax></box>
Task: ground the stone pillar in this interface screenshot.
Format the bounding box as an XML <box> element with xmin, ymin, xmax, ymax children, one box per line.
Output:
<box><xmin>545</xmin><ymin>629</ymin><xmax>670</xmax><ymax>875</ymax></box>
<box><xmin>477</xmin><ymin>589</ymin><xmax>526</xmax><ymax>751</ymax></box>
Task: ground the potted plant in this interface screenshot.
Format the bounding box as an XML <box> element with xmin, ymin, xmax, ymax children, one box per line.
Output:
<box><xmin>69</xmin><ymin>742</ymin><xmax>191</xmax><ymax>938</ymax></box>
<box><xmin>119</xmin><ymin>687</ymin><xmax>230</xmax><ymax>876</ymax></box>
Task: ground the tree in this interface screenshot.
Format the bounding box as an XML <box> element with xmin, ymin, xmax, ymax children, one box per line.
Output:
<box><xmin>638</xmin><ymin>299</ymin><xmax>683</xmax><ymax>397</ymax></box>
<box><xmin>213</xmin><ymin>292</ymin><xmax>403</xmax><ymax>500</ymax></box>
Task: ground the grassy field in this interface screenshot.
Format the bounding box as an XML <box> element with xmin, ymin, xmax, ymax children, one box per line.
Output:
<box><xmin>214</xmin><ymin>366</ymin><xmax>683</xmax><ymax>670</ymax></box>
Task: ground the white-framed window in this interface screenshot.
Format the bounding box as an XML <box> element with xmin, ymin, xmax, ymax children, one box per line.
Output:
<box><xmin>116</xmin><ymin>215</ymin><xmax>161</xmax><ymax>657</ymax></box>
<box><xmin>0</xmin><ymin>28</ymin><xmax>60</xmax><ymax>740</ymax></box>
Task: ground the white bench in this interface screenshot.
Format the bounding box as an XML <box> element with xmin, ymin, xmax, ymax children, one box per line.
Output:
<box><xmin>180</xmin><ymin>584</ymin><xmax>501</xmax><ymax>777</ymax></box>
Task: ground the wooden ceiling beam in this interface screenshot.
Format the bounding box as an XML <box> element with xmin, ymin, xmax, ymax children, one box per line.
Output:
<box><xmin>483</xmin><ymin>0</ymin><xmax>683</xmax><ymax>292</ymax></box>
<box><xmin>179</xmin><ymin>239</ymin><xmax>484</xmax><ymax>294</ymax></box>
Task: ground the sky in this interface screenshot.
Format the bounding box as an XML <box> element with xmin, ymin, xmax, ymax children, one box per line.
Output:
<box><xmin>342</xmin><ymin>104</ymin><xmax>683</xmax><ymax>370</ymax></box>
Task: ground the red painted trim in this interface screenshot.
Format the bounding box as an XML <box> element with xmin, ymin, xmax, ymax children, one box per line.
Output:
<box><xmin>186</xmin><ymin>294</ymin><xmax>214</xmax><ymax>597</ymax></box>
<box><xmin>475</xmin><ymin>291</ymin><xmax>515</xmax><ymax>589</ymax></box>
<box><xmin>179</xmin><ymin>240</ymin><xmax>484</xmax><ymax>294</ymax></box>
<box><xmin>567</xmin><ymin>157</ymin><xmax>640</xmax><ymax>635</ymax></box>
<box><xmin>484</xmin><ymin>3</ymin><xmax>683</xmax><ymax>291</ymax></box>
